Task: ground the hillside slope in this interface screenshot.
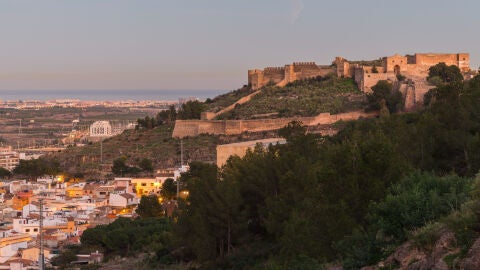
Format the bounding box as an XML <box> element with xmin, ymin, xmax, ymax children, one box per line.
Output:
<box><xmin>213</xmin><ymin>76</ymin><xmax>367</xmax><ymax>120</ymax></box>
<box><xmin>45</xmin><ymin>77</ymin><xmax>368</xmax><ymax>178</ymax></box>
<box><xmin>44</xmin><ymin>124</ymin><xmax>281</xmax><ymax>178</ymax></box>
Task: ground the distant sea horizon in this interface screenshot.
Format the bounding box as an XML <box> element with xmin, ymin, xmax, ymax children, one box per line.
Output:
<box><xmin>0</xmin><ymin>89</ymin><xmax>228</xmax><ymax>101</ymax></box>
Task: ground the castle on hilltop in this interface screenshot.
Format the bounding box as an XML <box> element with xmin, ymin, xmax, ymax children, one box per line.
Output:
<box><xmin>174</xmin><ymin>53</ymin><xmax>472</xmax><ymax>138</ymax></box>
<box><xmin>248</xmin><ymin>53</ymin><xmax>471</xmax><ymax>110</ymax></box>
<box><xmin>248</xmin><ymin>53</ymin><xmax>470</xmax><ymax>88</ymax></box>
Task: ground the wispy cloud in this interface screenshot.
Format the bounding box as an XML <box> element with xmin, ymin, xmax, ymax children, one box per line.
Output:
<box><xmin>289</xmin><ymin>0</ymin><xmax>304</xmax><ymax>24</ymax></box>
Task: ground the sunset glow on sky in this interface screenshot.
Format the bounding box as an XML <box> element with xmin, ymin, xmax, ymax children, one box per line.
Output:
<box><xmin>1</xmin><ymin>0</ymin><xmax>478</xmax><ymax>91</ymax></box>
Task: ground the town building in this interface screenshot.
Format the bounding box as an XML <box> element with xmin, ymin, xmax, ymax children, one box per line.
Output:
<box><xmin>216</xmin><ymin>138</ymin><xmax>286</xmax><ymax>167</ymax></box>
<box><xmin>0</xmin><ymin>147</ymin><xmax>19</xmax><ymax>171</ymax></box>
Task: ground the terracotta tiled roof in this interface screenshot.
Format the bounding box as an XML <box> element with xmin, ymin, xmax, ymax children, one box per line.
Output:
<box><xmin>120</xmin><ymin>193</ymin><xmax>135</xmax><ymax>200</ymax></box>
<box><xmin>3</xmin><ymin>258</ymin><xmax>34</xmax><ymax>266</ymax></box>
<box><xmin>83</xmin><ymin>183</ymin><xmax>100</xmax><ymax>191</ymax></box>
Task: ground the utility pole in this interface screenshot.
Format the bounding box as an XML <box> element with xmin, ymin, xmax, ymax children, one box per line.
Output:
<box><xmin>177</xmin><ymin>140</ymin><xmax>183</xmax><ymax>198</ymax></box>
<box><xmin>180</xmin><ymin>139</ymin><xmax>184</xmax><ymax>166</ymax></box>
<box><xmin>38</xmin><ymin>197</ymin><xmax>45</xmax><ymax>270</ymax></box>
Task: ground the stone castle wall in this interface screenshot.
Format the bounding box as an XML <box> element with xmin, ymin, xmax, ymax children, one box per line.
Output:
<box><xmin>263</xmin><ymin>67</ymin><xmax>285</xmax><ymax>84</ymax></box>
<box><xmin>292</xmin><ymin>62</ymin><xmax>332</xmax><ymax>80</ymax></box>
<box><xmin>173</xmin><ymin>111</ymin><xmax>377</xmax><ymax>138</ymax></box>
<box><xmin>249</xmin><ymin>53</ymin><xmax>470</xmax><ymax>92</ymax></box>
<box><xmin>414</xmin><ymin>53</ymin><xmax>470</xmax><ymax>72</ymax></box>
<box><xmin>248</xmin><ymin>62</ymin><xmax>334</xmax><ymax>90</ymax></box>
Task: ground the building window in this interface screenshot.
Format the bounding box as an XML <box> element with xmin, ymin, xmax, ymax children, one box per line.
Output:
<box><xmin>141</xmin><ymin>183</ymin><xmax>146</xmax><ymax>187</ymax></box>
<box><xmin>151</xmin><ymin>183</ymin><xmax>154</xmax><ymax>187</ymax></box>
<box><xmin>34</xmin><ymin>228</ymin><xmax>38</xmax><ymax>232</ymax></box>
<box><xmin>25</xmin><ymin>229</ymin><xmax>30</xmax><ymax>232</ymax></box>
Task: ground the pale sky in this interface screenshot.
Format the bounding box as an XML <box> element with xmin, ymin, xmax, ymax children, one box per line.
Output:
<box><xmin>0</xmin><ymin>0</ymin><xmax>478</xmax><ymax>91</ymax></box>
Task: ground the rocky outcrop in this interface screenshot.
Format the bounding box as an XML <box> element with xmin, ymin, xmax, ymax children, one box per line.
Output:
<box><xmin>458</xmin><ymin>238</ymin><xmax>480</xmax><ymax>269</ymax></box>
<box><xmin>357</xmin><ymin>231</ymin><xmax>480</xmax><ymax>270</ymax></box>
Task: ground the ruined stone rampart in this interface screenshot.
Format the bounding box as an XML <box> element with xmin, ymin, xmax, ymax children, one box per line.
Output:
<box><xmin>292</xmin><ymin>62</ymin><xmax>322</xmax><ymax>77</ymax></box>
<box><xmin>173</xmin><ymin>111</ymin><xmax>377</xmax><ymax>138</ymax></box>
<box><xmin>203</xmin><ymin>90</ymin><xmax>262</xmax><ymax>120</ymax></box>
<box><xmin>363</xmin><ymin>73</ymin><xmax>389</xmax><ymax>92</ymax></box>
<box><xmin>248</xmin><ymin>62</ymin><xmax>334</xmax><ymax>90</ymax></box>
<box><xmin>263</xmin><ymin>67</ymin><xmax>285</xmax><ymax>84</ymax></box>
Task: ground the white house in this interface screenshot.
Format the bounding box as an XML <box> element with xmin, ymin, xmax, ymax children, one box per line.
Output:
<box><xmin>131</xmin><ymin>177</ymin><xmax>166</xmax><ymax>196</ymax></box>
<box><xmin>13</xmin><ymin>217</ymin><xmax>68</xmax><ymax>237</ymax></box>
<box><xmin>12</xmin><ymin>219</ymin><xmax>40</xmax><ymax>236</ymax></box>
<box><xmin>0</xmin><ymin>230</ymin><xmax>31</xmax><ymax>263</ymax></box>
<box><xmin>109</xmin><ymin>193</ymin><xmax>138</xmax><ymax>208</ymax></box>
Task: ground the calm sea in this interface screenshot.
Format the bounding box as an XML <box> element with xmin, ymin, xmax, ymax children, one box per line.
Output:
<box><xmin>0</xmin><ymin>89</ymin><xmax>227</xmax><ymax>101</ymax></box>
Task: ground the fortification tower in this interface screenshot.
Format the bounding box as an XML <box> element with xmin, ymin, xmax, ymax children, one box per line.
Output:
<box><xmin>248</xmin><ymin>69</ymin><xmax>264</xmax><ymax>90</ymax></box>
<box><xmin>383</xmin><ymin>54</ymin><xmax>408</xmax><ymax>74</ymax></box>
<box><xmin>334</xmin><ymin>57</ymin><xmax>352</xmax><ymax>78</ymax></box>
<box><xmin>457</xmin><ymin>53</ymin><xmax>470</xmax><ymax>72</ymax></box>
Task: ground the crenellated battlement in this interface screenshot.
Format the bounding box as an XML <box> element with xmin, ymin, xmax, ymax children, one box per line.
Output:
<box><xmin>293</xmin><ymin>62</ymin><xmax>316</xmax><ymax>66</ymax></box>
<box><xmin>248</xmin><ymin>53</ymin><xmax>471</xmax><ymax>91</ymax></box>
<box><xmin>248</xmin><ymin>61</ymin><xmax>332</xmax><ymax>89</ymax></box>
<box><xmin>264</xmin><ymin>66</ymin><xmax>285</xmax><ymax>71</ymax></box>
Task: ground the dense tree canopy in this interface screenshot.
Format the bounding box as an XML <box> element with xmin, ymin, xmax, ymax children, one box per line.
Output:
<box><xmin>160</xmin><ymin>178</ymin><xmax>177</xmax><ymax>200</ymax></box>
<box><xmin>367</xmin><ymin>80</ymin><xmax>404</xmax><ymax>114</ymax></box>
<box><xmin>172</xmin><ymin>75</ymin><xmax>480</xmax><ymax>268</ymax></box>
<box><xmin>79</xmin><ymin>217</ymin><xmax>172</xmax><ymax>257</ymax></box>
<box><xmin>156</xmin><ymin>105</ymin><xmax>177</xmax><ymax>125</ymax></box>
<box><xmin>0</xmin><ymin>167</ymin><xmax>11</xmax><ymax>178</ymax></box>
<box><xmin>136</xmin><ymin>195</ymin><xmax>163</xmax><ymax>218</ymax></box>
<box><xmin>67</xmin><ymin>75</ymin><xmax>480</xmax><ymax>269</ymax></box>
<box><xmin>427</xmin><ymin>62</ymin><xmax>464</xmax><ymax>84</ymax></box>
<box><xmin>137</xmin><ymin>105</ymin><xmax>178</xmax><ymax>129</ymax></box>
<box><xmin>177</xmin><ymin>100</ymin><xmax>205</xmax><ymax>120</ymax></box>
<box><xmin>112</xmin><ymin>156</ymin><xmax>151</xmax><ymax>176</ymax></box>
<box><xmin>13</xmin><ymin>158</ymin><xmax>60</xmax><ymax>180</ymax></box>
<box><xmin>138</xmin><ymin>158</ymin><xmax>154</xmax><ymax>172</ymax></box>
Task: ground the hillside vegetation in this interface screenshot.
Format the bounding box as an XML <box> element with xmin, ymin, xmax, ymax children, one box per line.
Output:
<box><xmin>43</xmin><ymin>124</ymin><xmax>280</xmax><ymax>179</ymax></box>
<box><xmin>43</xmin><ymin>77</ymin><xmax>366</xmax><ymax>178</ymax></box>
<box><xmin>206</xmin><ymin>85</ymin><xmax>254</xmax><ymax>113</ymax></box>
<box><xmin>214</xmin><ymin>76</ymin><xmax>366</xmax><ymax>120</ymax></box>
<box><xmin>63</xmin><ymin>74</ymin><xmax>480</xmax><ymax>270</ymax></box>
<box><xmin>50</xmin><ymin>70</ymin><xmax>480</xmax><ymax>269</ymax></box>
<box><xmin>168</xmin><ymin>75</ymin><xmax>480</xmax><ymax>269</ymax></box>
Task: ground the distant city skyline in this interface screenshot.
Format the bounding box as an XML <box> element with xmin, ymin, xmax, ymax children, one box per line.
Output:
<box><xmin>1</xmin><ymin>0</ymin><xmax>479</xmax><ymax>91</ymax></box>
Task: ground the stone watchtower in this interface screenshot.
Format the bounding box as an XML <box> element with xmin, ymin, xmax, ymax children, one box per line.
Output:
<box><xmin>248</xmin><ymin>69</ymin><xmax>264</xmax><ymax>90</ymax></box>
<box><xmin>383</xmin><ymin>54</ymin><xmax>408</xmax><ymax>75</ymax></box>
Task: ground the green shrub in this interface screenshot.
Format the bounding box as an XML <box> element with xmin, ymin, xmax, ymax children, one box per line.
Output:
<box><xmin>411</xmin><ymin>222</ymin><xmax>446</xmax><ymax>251</ymax></box>
<box><xmin>442</xmin><ymin>200</ymin><xmax>480</xmax><ymax>254</ymax></box>
<box><xmin>443</xmin><ymin>252</ymin><xmax>460</xmax><ymax>269</ymax></box>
